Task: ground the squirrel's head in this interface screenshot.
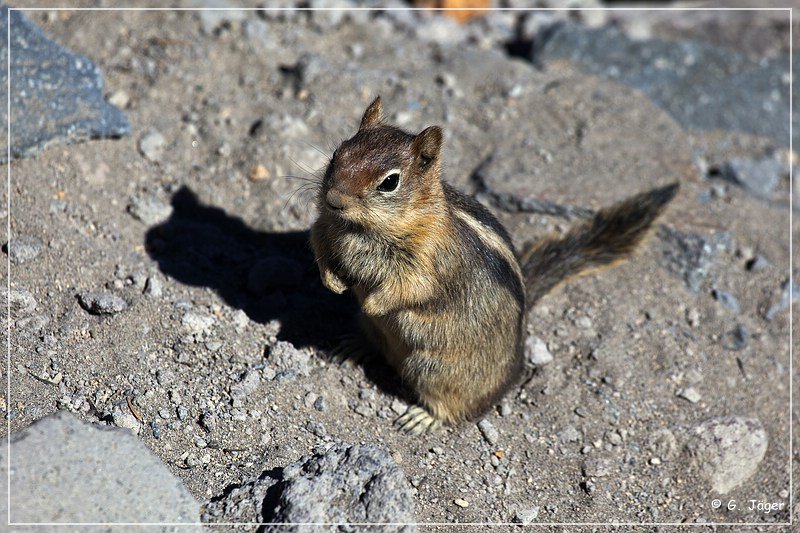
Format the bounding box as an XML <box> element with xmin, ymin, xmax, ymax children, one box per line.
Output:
<box><xmin>319</xmin><ymin>96</ymin><xmax>444</xmax><ymax>228</ymax></box>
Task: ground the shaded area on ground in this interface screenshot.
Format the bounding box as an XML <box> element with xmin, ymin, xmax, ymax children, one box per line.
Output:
<box><xmin>145</xmin><ymin>186</ymin><xmax>359</xmax><ymax>349</ymax></box>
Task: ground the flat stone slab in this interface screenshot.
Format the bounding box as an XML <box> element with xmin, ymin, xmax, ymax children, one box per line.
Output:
<box><xmin>0</xmin><ymin>411</ymin><xmax>200</xmax><ymax>527</ymax></box>
<box><xmin>534</xmin><ymin>21</ymin><xmax>793</xmax><ymax>146</ymax></box>
<box><xmin>0</xmin><ymin>6</ymin><xmax>130</xmax><ymax>162</ymax></box>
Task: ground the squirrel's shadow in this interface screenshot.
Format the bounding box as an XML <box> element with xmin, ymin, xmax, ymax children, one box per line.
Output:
<box><xmin>145</xmin><ymin>187</ymin><xmax>404</xmax><ymax>395</ymax></box>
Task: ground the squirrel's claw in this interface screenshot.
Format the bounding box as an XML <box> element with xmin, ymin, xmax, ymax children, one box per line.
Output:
<box><xmin>328</xmin><ymin>335</ymin><xmax>367</xmax><ymax>366</ymax></box>
<box><xmin>395</xmin><ymin>405</ymin><xmax>440</xmax><ymax>435</ymax></box>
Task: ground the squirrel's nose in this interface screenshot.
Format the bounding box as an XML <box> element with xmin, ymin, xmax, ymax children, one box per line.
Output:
<box><xmin>326</xmin><ymin>189</ymin><xmax>346</xmax><ymax>210</ymax></box>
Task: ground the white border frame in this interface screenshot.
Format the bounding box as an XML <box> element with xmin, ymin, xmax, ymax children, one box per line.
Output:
<box><xmin>4</xmin><ymin>5</ymin><xmax>794</xmax><ymax>528</ymax></box>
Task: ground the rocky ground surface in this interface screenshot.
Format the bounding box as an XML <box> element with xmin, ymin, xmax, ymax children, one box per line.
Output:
<box><xmin>2</xmin><ymin>1</ymin><xmax>796</xmax><ymax>530</ymax></box>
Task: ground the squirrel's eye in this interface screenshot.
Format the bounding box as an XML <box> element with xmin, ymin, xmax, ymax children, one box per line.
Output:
<box><xmin>377</xmin><ymin>172</ymin><xmax>400</xmax><ymax>192</ymax></box>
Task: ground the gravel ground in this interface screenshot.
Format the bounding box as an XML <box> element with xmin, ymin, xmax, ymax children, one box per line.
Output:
<box><xmin>2</xmin><ymin>2</ymin><xmax>796</xmax><ymax>529</ymax></box>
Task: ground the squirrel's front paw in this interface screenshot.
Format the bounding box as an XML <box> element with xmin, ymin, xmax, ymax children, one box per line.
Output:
<box><xmin>362</xmin><ymin>291</ymin><xmax>391</xmax><ymax>316</ymax></box>
<box><xmin>322</xmin><ymin>270</ymin><xmax>348</xmax><ymax>294</ymax></box>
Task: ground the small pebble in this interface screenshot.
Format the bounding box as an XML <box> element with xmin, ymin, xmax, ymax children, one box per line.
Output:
<box><xmin>499</xmin><ymin>402</ymin><xmax>511</xmax><ymax>417</ymax></box>
<box><xmin>181</xmin><ymin>311</ymin><xmax>215</xmax><ymax>335</ymax></box>
<box><xmin>390</xmin><ymin>398</ymin><xmax>407</xmax><ymax>415</ymax></box>
<box><xmin>453</xmin><ymin>498</ymin><xmax>469</xmax><ymax>508</ymax></box>
<box><xmin>111</xmin><ymin>406</ymin><xmax>141</xmax><ymax>434</ymax></box>
<box><xmin>77</xmin><ymin>291</ymin><xmax>128</xmax><ymax>315</ymax></box>
<box><xmin>746</xmin><ymin>255</ymin><xmax>769</xmax><ymax>272</ymax></box>
<box><xmin>127</xmin><ymin>196</ymin><xmax>173</xmax><ymax>226</ymax></box>
<box><xmin>686</xmin><ymin>307</ymin><xmax>700</xmax><ymax>327</ymax></box>
<box><xmin>712</xmin><ymin>288</ymin><xmax>740</xmax><ymax>313</ymax></box>
<box><xmin>514</xmin><ymin>506</ymin><xmax>539</xmax><ymax>524</ymax></box>
<box><xmin>677</xmin><ymin>387</ymin><xmax>702</xmax><ymax>404</ymax></box>
<box><xmin>313</xmin><ymin>396</ymin><xmax>327</xmax><ymax>412</ymax></box>
<box><xmin>108</xmin><ymin>89</ymin><xmax>129</xmax><ymax>108</ymax></box>
<box><xmin>583</xmin><ymin>456</ymin><xmax>611</xmax><ymax>477</ymax></box>
<box><xmin>248</xmin><ymin>164</ymin><xmax>270</xmax><ymax>182</ymax></box>
<box><xmin>725</xmin><ymin>324</ymin><xmax>749</xmax><ymax>351</ymax></box>
<box><xmin>558</xmin><ymin>425</ymin><xmax>581</xmax><ymax>444</ymax></box>
<box><xmin>3</xmin><ymin>236</ymin><xmax>42</xmax><ymax>264</ymax></box>
<box><xmin>144</xmin><ymin>276</ymin><xmax>163</xmax><ymax>297</ymax></box>
<box><xmin>477</xmin><ymin>419</ymin><xmax>499</xmax><ymax>446</ymax></box>
<box><xmin>524</xmin><ymin>336</ymin><xmax>553</xmax><ymax>366</ymax></box>
<box><xmin>139</xmin><ymin>129</ymin><xmax>166</xmax><ymax>162</ymax></box>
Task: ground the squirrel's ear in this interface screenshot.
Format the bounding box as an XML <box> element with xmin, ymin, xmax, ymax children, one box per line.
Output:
<box><xmin>359</xmin><ymin>96</ymin><xmax>383</xmax><ymax>130</ymax></box>
<box><xmin>411</xmin><ymin>126</ymin><xmax>442</xmax><ymax>168</ymax></box>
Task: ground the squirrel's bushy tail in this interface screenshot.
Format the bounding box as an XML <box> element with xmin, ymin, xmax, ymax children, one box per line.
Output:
<box><xmin>520</xmin><ymin>183</ymin><xmax>679</xmax><ymax>307</ymax></box>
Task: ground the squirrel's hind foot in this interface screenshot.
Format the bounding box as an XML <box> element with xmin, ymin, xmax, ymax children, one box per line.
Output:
<box><xmin>395</xmin><ymin>405</ymin><xmax>441</xmax><ymax>435</ymax></box>
<box><xmin>328</xmin><ymin>335</ymin><xmax>369</xmax><ymax>366</ymax></box>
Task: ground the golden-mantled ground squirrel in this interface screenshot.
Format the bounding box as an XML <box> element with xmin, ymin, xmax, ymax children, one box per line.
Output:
<box><xmin>310</xmin><ymin>97</ymin><xmax>678</xmax><ymax>434</ymax></box>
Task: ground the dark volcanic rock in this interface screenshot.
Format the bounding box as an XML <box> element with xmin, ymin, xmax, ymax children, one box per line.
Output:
<box><xmin>658</xmin><ymin>228</ymin><xmax>731</xmax><ymax>293</ymax></box>
<box><xmin>205</xmin><ymin>443</ymin><xmax>416</xmax><ymax>530</ymax></box>
<box><xmin>0</xmin><ymin>6</ymin><xmax>130</xmax><ymax>161</ymax></box>
<box><xmin>534</xmin><ymin>21</ymin><xmax>793</xmax><ymax>145</ymax></box>
<box><xmin>268</xmin><ymin>443</ymin><xmax>416</xmax><ymax>531</ymax></box>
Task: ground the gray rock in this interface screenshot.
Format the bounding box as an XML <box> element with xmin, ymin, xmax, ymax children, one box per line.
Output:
<box><xmin>0</xmin><ymin>411</ymin><xmax>199</xmax><ymax>525</ymax></box>
<box><xmin>514</xmin><ymin>506</ymin><xmax>540</xmax><ymax>524</ymax></box>
<box><xmin>268</xmin><ymin>340</ymin><xmax>311</xmax><ymax>376</ymax></box>
<box><xmin>677</xmin><ymin>387</ymin><xmax>702</xmax><ymax>404</ymax></box>
<box><xmin>206</xmin><ymin>443</ymin><xmax>415</xmax><ymax>529</ymax></box>
<box><xmin>711</xmin><ymin>288</ymin><xmax>740</xmax><ymax>314</ymax></box>
<box><xmin>721</xmin><ymin>153</ymin><xmax>786</xmax><ymax>197</ymax></box>
<box><xmin>765</xmin><ymin>278</ymin><xmax>798</xmax><ymax>321</ymax></box>
<box><xmin>724</xmin><ymin>324</ymin><xmax>749</xmax><ymax>351</ymax></box>
<box><xmin>558</xmin><ymin>425</ymin><xmax>581</xmax><ymax>444</ymax></box>
<box><xmin>138</xmin><ymin>130</ymin><xmax>167</xmax><ymax>162</ymax></box>
<box><xmin>648</xmin><ymin>428</ymin><xmax>678</xmax><ymax>462</ymax></box>
<box><xmin>128</xmin><ymin>196</ymin><xmax>173</xmax><ymax>225</ymax></box>
<box><xmin>268</xmin><ymin>444</ymin><xmax>416</xmax><ymax>531</ymax></box>
<box><xmin>144</xmin><ymin>275</ymin><xmax>164</xmax><ymax>297</ymax></box>
<box><xmin>203</xmin><ymin>466</ymin><xmax>280</xmax><ymax>523</ymax></box>
<box><xmin>3</xmin><ymin>236</ymin><xmax>42</xmax><ymax>264</ymax></box>
<box><xmin>534</xmin><ymin>21</ymin><xmax>794</xmax><ymax>145</ymax></box>
<box><xmin>0</xmin><ymin>7</ymin><xmax>129</xmax><ymax>162</ymax></box>
<box><xmin>194</xmin><ymin>0</ymin><xmax>247</xmax><ymax>34</ymax></box>
<box><xmin>313</xmin><ymin>396</ymin><xmax>327</xmax><ymax>412</ymax></box>
<box><xmin>1</xmin><ymin>287</ymin><xmax>37</xmax><ymax>317</ymax></box>
<box><xmin>307</xmin><ymin>0</ymin><xmax>348</xmax><ymax>29</ymax></box>
<box><xmin>230</xmin><ymin>369</ymin><xmax>261</xmax><ymax>401</ymax></box>
<box><xmin>478</xmin><ymin>419</ymin><xmax>500</xmax><ymax>446</ymax></box>
<box><xmin>111</xmin><ymin>404</ymin><xmax>142</xmax><ymax>435</ymax></box>
<box><xmin>658</xmin><ymin>228</ymin><xmax>731</xmax><ymax>293</ymax></box>
<box><xmin>746</xmin><ymin>254</ymin><xmax>770</xmax><ymax>272</ymax></box>
<box><xmin>181</xmin><ymin>310</ymin><xmax>215</xmax><ymax>335</ymax></box>
<box><xmin>242</xmin><ymin>18</ymin><xmax>273</xmax><ymax>47</ymax></box>
<box><xmin>582</xmin><ymin>456</ymin><xmax>612</xmax><ymax>477</ymax></box>
<box><xmin>684</xmin><ymin>416</ymin><xmax>768</xmax><ymax>494</ymax></box>
<box><xmin>525</xmin><ymin>336</ymin><xmax>554</xmax><ymax>367</ymax></box>
<box><xmin>77</xmin><ymin>291</ymin><xmax>128</xmax><ymax>315</ymax></box>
